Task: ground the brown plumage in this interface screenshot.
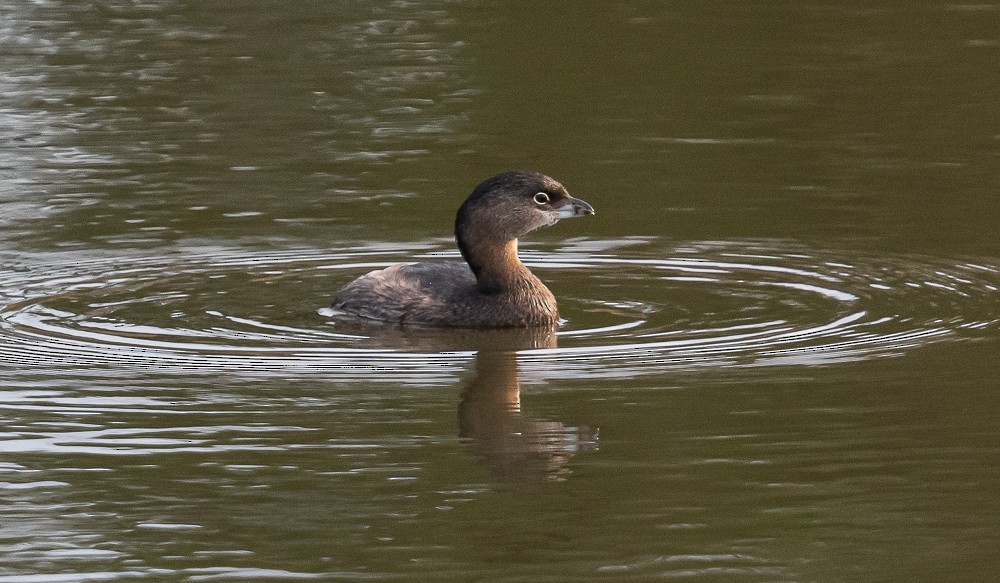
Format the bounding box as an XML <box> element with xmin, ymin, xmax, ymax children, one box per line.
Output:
<box><xmin>330</xmin><ymin>171</ymin><xmax>595</xmax><ymax>328</ymax></box>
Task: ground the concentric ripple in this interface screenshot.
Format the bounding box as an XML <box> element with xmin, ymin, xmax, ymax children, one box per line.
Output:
<box><xmin>0</xmin><ymin>241</ymin><xmax>997</xmax><ymax>382</ymax></box>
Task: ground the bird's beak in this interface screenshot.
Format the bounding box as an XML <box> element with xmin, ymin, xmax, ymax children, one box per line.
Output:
<box><xmin>555</xmin><ymin>196</ymin><xmax>595</xmax><ymax>219</ymax></box>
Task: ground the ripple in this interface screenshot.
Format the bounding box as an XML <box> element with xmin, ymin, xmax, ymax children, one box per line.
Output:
<box><xmin>0</xmin><ymin>241</ymin><xmax>997</xmax><ymax>382</ymax></box>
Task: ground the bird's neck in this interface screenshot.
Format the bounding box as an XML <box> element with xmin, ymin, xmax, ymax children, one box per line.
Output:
<box><xmin>458</xmin><ymin>237</ymin><xmax>539</xmax><ymax>294</ymax></box>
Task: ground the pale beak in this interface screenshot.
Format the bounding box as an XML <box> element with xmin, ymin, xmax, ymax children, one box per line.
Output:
<box><xmin>555</xmin><ymin>196</ymin><xmax>595</xmax><ymax>219</ymax></box>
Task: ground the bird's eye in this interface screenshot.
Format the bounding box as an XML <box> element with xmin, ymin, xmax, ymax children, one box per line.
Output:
<box><xmin>533</xmin><ymin>192</ymin><xmax>550</xmax><ymax>205</ymax></box>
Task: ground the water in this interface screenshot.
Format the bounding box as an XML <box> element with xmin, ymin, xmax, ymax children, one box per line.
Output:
<box><xmin>1</xmin><ymin>242</ymin><xmax>997</xmax><ymax>375</ymax></box>
<box><xmin>2</xmin><ymin>1</ymin><xmax>1000</xmax><ymax>581</ymax></box>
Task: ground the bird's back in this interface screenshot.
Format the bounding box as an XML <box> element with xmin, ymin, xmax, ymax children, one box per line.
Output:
<box><xmin>331</xmin><ymin>261</ymin><xmax>475</xmax><ymax>325</ymax></box>
<box><xmin>330</xmin><ymin>261</ymin><xmax>558</xmax><ymax>328</ymax></box>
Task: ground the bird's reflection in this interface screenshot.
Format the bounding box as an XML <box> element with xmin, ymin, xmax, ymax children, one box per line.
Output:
<box><xmin>355</xmin><ymin>324</ymin><xmax>598</xmax><ymax>482</ymax></box>
<box><xmin>459</xmin><ymin>346</ymin><xmax>599</xmax><ymax>482</ymax></box>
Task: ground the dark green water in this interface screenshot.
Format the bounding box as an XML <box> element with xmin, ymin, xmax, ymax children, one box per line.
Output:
<box><xmin>2</xmin><ymin>1</ymin><xmax>999</xmax><ymax>581</ymax></box>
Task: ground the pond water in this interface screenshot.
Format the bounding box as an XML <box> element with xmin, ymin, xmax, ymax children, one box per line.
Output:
<box><xmin>2</xmin><ymin>1</ymin><xmax>999</xmax><ymax>581</ymax></box>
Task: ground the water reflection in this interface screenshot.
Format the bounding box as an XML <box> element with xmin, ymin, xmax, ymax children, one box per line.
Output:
<box><xmin>0</xmin><ymin>0</ymin><xmax>474</xmax><ymax>247</ymax></box>
<box><xmin>339</xmin><ymin>324</ymin><xmax>601</xmax><ymax>481</ymax></box>
<box><xmin>450</xmin><ymin>329</ymin><xmax>599</xmax><ymax>482</ymax></box>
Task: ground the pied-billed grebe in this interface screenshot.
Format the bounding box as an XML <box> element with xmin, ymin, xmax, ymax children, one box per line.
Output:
<box><xmin>331</xmin><ymin>171</ymin><xmax>594</xmax><ymax>328</ymax></box>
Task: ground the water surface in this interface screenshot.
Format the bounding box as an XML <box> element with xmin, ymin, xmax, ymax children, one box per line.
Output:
<box><xmin>2</xmin><ymin>1</ymin><xmax>1000</xmax><ymax>581</ymax></box>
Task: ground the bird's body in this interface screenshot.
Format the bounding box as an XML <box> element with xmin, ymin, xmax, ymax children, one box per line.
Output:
<box><xmin>331</xmin><ymin>171</ymin><xmax>594</xmax><ymax>328</ymax></box>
